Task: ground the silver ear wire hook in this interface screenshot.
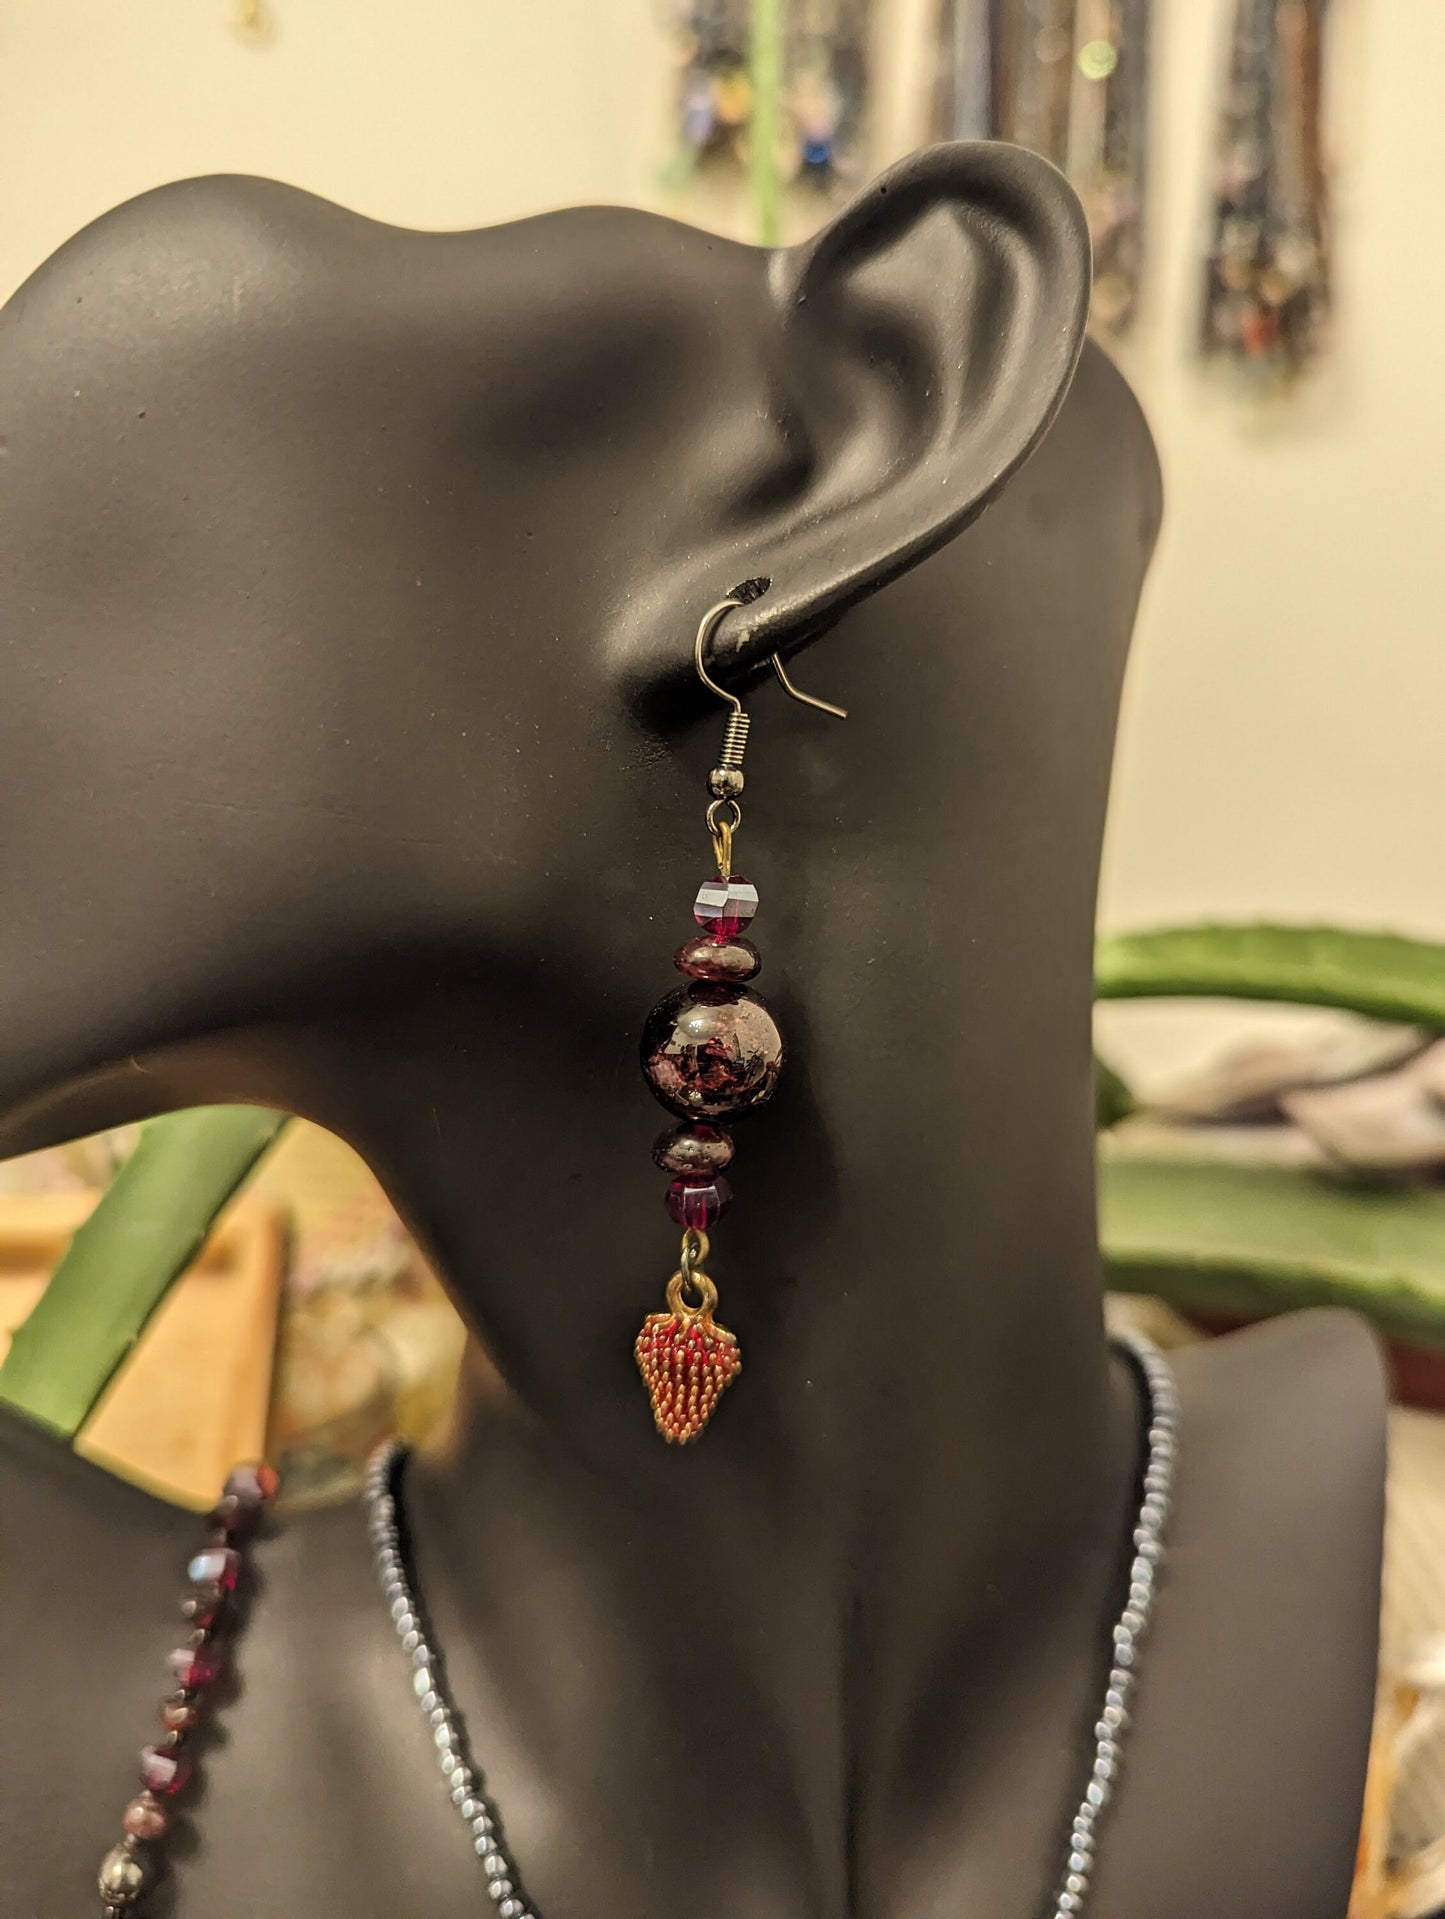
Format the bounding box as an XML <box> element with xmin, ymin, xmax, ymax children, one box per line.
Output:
<box><xmin>771</xmin><ymin>654</ymin><xmax>848</xmax><ymax>720</ymax></box>
<box><xmin>693</xmin><ymin>592</ymin><xmax>847</xmax><ymax>876</ymax></box>
<box><xmin>694</xmin><ymin>597</ymin><xmax>849</xmax><ymax>732</ymax></box>
<box><xmin>693</xmin><ymin>598</ymin><xmax>747</xmax><ymax>713</ymax></box>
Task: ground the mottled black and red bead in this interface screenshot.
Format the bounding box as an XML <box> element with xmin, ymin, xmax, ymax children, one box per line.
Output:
<box><xmin>641</xmin><ymin>981</ymin><xmax>784</xmax><ymax>1121</ymax></box>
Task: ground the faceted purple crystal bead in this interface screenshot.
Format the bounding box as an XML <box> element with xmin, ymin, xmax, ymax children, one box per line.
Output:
<box><xmin>139</xmin><ymin>1745</ymin><xmax>191</xmax><ymax>1797</ymax></box>
<box><xmin>674</xmin><ymin>935</ymin><xmax>761</xmax><ymax>983</ymax></box>
<box><xmin>169</xmin><ymin>1641</ymin><xmax>225</xmax><ymax>1690</ymax></box>
<box><xmin>693</xmin><ymin>875</ymin><xmax>759</xmax><ymax>939</ymax></box>
<box><xmin>212</xmin><ymin>1461</ymin><xmax>280</xmax><ymax>1535</ymax></box>
<box><xmin>187</xmin><ymin>1547</ymin><xmax>240</xmax><ymax>1592</ymax></box>
<box><xmin>652</xmin><ymin>1122</ymin><xmax>735</xmax><ymax>1176</ymax></box>
<box><xmin>640</xmin><ymin>983</ymin><xmax>784</xmax><ymax>1120</ymax></box>
<box><xmin>665</xmin><ymin>1175</ymin><xmax>733</xmax><ymax>1230</ymax></box>
<box><xmin>223</xmin><ymin>1462</ymin><xmax>279</xmax><ymax>1506</ymax></box>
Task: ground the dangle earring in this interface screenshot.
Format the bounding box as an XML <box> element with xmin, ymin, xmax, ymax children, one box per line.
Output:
<box><xmin>635</xmin><ymin>592</ymin><xmax>846</xmax><ymax>1443</ymax></box>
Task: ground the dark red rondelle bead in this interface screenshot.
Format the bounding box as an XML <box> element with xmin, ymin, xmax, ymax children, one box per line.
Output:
<box><xmin>640</xmin><ymin>983</ymin><xmax>784</xmax><ymax>1120</ymax></box>
<box><xmin>665</xmin><ymin>1176</ymin><xmax>733</xmax><ymax>1229</ymax></box>
<box><xmin>651</xmin><ymin>1122</ymin><xmax>735</xmax><ymax>1176</ymax></box>
<box><xmin>673</xmin><ymin>936</ymin><xmax>761</xmax><ymax>983</ymax></box>
<box><xmin>124</xmin><ymin>1793</ymin><xmax>169</xmax><ymax>1842</ymax></box>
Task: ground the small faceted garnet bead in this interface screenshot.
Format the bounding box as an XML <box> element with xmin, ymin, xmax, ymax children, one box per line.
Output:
<box><xmin>210</xmin><ymin>1460</ymin><xmax>280</xmax><ymax>1536</ymax></box>
<box><xmin>652</xmin><ymin>1121</ymin><xmax>735</xmax><ymax>1176</ymax></box>
<box><xmin>674</xmin><ymin>935</ymin><xmax>761</xmax><ymax>983</ymax></box>
<box><xmin>641</xmin><ymin>982</ymin><xmax>784</xmax><ymax>1120</ymax></box>
<box><xmin>693</xmin><ymin>875</ymin><xmax>759</xmax><ymax>938</ymax></box>
<box><xmin>139</xmin><ymin>1745</ymin><xmax>191</xmax><ymax>1797</ymax></box>
<box><xmin>168</xmin><ymin>1640</ymin><xmax>224</xmax><ymax>1690</ymax></box>
<box><xmin>665</xmin><ymin>1175</ymin><xmax>733</xmax><ymax>1230</ymax></box>
<box><xmin>187</xmin><ymin>1546</ymin><xmax>240</xmax><ymax>1591</ymax></box>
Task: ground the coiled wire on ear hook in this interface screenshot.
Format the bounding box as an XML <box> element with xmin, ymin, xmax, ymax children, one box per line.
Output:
<box><xmin>693</xmin><ymin>595</ymin><xmax>847</xmax><ymax>789</ymax></box>
<box><xmin>693</xmin><ymin>592</ymin><xmax>846</xmax><ymax>875</ymax></box>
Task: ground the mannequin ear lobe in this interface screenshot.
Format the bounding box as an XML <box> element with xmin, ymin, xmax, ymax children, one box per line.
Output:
<box><xmin>712</xmin><ymin>141</ymin><xmax>1091</xmax><ymax>672</ymax></box>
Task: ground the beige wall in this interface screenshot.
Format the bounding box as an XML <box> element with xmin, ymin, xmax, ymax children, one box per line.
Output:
<box><xmin>0</xmin><ymin>0</ymin><xmax>661</xmax><ymax>277</ymax></box>
<box><xmin>1096</xmin><ymin>1</ymin><xmax>1445</xmax><ymax>941</ymax></box>
<box><xmin>0</xmin><ymin>2</ymin><xmax>1436</xmax><ymax>942</ymax></box>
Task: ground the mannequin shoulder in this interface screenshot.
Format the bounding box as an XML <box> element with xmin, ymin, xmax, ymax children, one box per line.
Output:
<box><xmin>1098</xmin><ymin>1311</ymin><xmax>1387</xmax><ymax>1919</ymax></box>
<box><xmin>0</xmin><ymin>1413</ymin><xmax>199</xmax><ymax>1623</ymax></box>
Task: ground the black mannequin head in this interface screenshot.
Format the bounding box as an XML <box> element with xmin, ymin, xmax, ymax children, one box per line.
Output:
<box><xmin>0</xmin><ymin>140</ymin><xmax>1091</xmax><ymax>1163</ymax></box>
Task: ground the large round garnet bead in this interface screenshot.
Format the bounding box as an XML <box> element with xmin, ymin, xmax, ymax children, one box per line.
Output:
<box><xmin>640</xmin><ymin>983</ymin><xmax>783</xmax><ymax>1120</ymax></box>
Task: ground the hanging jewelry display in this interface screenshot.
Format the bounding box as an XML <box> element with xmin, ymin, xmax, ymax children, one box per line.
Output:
<box><xmin>658</xmin><ymin>0</ymin><xmax>874</xmax><ymax>207</ymax></box>
<box><xmin>659</xmin><ymin>0</ymin><xmax>752</xmax><ymax>189</ymax></box>
<box><xmin>927</xmin><ymin>2</ymin><xmax>1153</xmax><ymax>334</ymax></box>
<box><xmin>928</xmin><ymin>0</ymin><xmax>996</xmax><ymax>143</ymax></box>
<box><xmin>1065</xmin><ymin>0</ymin><xmax>1153</xmax><ymax>334</ymax></box>
<box><xmin>999</xmin><ymin>0</ymin><xmax>1079</xmax><ymax>167</ymax></box>
<box><xmin>1199</xmin><ymin>0</ymin><xmax>1333</xmax><ymax>387</ymax></box>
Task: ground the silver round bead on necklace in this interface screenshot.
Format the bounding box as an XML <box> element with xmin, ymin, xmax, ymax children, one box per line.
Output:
<box><xmin>365</xmin><ymin>1330</ymin><xmax>1177</xmax><ymax>1919</ymax></box>
<box><xmin>364</xmin><ymin>1446</ymin><xmax>534</xmax><ymax>1919</ymax></box>
<box><xmin>1045</xmin><ymin>1330</ymin><xmax>1178</xmax><ymax>1919</ymax></box>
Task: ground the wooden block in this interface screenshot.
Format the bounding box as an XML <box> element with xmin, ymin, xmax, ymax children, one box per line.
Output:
<box><xmin>0</xmin><ymin>1192</ymin><xmax>285</xmax><ymax>1510</ymax></box>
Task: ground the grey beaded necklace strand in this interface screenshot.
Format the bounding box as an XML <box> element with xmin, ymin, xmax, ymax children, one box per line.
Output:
<box><xmin>365</xmin><ymin>1328</ymin><xmax>1178</xmax><ymax>1919</ymax></box>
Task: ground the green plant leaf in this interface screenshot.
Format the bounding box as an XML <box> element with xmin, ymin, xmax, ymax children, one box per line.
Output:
<box><xmin>1099</xmin><ymin>1151</ymin><xmax>1445</xmax><ymax>1348</ymax></box>
<box><xmin>749</xmin><ymin>0</ymin><xmax>783</xmax><ymax>246</ymax></box>
<box><xmin>1094</xmin><ymin>1055</ymin><xmax>1135</xmax><ymax>1130</ymax></box>
<box><xmin>0</xmin><ymin>1106</ymin><xmax>287</xmax><ymax>1438</ymax></box>
<box><xmin>1095</xmin><ymin>924</ymin><xmax>1445</xmax><ymax>1030</ymax></box>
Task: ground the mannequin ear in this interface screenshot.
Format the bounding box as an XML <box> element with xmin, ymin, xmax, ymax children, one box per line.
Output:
<box><xmin>707</xmin><ymin>141</ymin><xmax>1091</xmax><ymax>674</ymax></box>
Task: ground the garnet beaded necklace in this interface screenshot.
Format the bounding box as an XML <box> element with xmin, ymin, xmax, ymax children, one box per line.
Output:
<box><xmin>95</xmin><ymin>1461</ymin><xmax>279</xmax><ymax>1915</ymax></box>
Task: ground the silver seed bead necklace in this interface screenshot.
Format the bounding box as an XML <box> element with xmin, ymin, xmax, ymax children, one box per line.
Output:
<box><xmin>365</xmin><ymin>1327</ymin><xmax>1177</xmax><ymax>1919</ymax></box>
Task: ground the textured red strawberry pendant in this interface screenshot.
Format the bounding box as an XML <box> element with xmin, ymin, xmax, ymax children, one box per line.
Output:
<box><xmin>635</xmin><ymin>1276</ymin><xmax>742</xmax><ymax>1443</ymax></box>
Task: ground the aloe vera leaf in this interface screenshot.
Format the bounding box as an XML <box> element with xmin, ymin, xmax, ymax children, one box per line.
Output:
<box><xmin>1095</xmin><ymin>925</ymin><xmax>1445</xmax><ymax>1030</ymax></box>
<box><xmin>1099</xmin><ymin>1152</ymin><xmax>1445</xmax><ymax>1349</ymax></box>
<box><xmin>750</xmin><ymin>0</ymin><xmax>783</xmax><ymax>245</ymax></box>
<box><xmin>0</xmin><ymin>1106</ymin><xmax>287</xmax><ymax>1438</ymax></box>
<box><xmin>1095</xmin><ymin>1055</ymin><xmax>1135</xmax><ymax>1130</ymax></box>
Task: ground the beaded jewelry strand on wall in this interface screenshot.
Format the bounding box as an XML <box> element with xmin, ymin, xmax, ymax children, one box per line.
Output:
<box><xmin>1066</xmin><ymin>0</ymin><xmax>1153</xmax><ymax>335</ymax></box>
<box><xmin>928</xmin><ymin>0</ymin><xmax>1154</xmax><ymax>336</ymax></box>
<box><xmin>1199</xmin><ymin>0</ymin><xmax>1333</xmax><ymax>387</ymax></box>
<box><xmin>658</xmin><ymin>0</ymin><xmax>874</xmax><ymax>210</ymax></box>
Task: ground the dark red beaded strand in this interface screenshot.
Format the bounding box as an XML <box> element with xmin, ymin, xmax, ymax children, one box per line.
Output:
<box><xmin>634</xmin><ymin>592</ymin><xmax>845</xmax><ymax>1441</ymax></box>
<box><xmin>634</xmin><ymin>658</ymin><xmax>789</xmax><ymax>1441</ymax></box>
<box><xmin>96</xmin><ymin>1462</ymin><xmax>278</xmax><ymax>1915</ymax></box>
